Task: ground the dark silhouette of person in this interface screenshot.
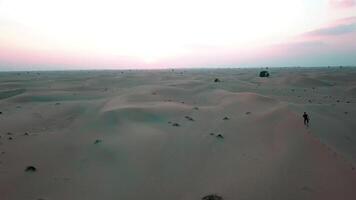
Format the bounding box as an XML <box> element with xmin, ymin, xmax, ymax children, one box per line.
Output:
<box><xmin>303</xmin><ymin>112</ymin><xmax>309</xmax><ymax>126</ymax></box>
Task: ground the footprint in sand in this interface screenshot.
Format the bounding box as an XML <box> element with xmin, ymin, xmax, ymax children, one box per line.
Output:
<box><xmin>301</xmin><ymin>186</ymin><xmax>314</xmax><ymax>193</ymax></box>
<box><xmin>185</xmin><ymin>116</ymin><xmax>194</xmax><ymax>121</ymax></box>
<box><xmin>94</xmin><ymin>139</ymin><xmax>102</xmax><ymax>144</ymax></box>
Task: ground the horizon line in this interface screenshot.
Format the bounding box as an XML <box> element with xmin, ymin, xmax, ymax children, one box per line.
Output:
<box><xmin>1</xmin><ymin>65</ymin><xmax>356</xmax><ymax>72</ymax></box>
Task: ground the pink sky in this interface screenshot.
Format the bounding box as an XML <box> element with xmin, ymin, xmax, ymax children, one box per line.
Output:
<box><xmin>330</xmin><ymin>0</ymin><xmax>356</xmax><ymax>8</ymax></box>
<box><xmin>0</xmin><ymin>0</ymin><xmax>356</xmax><ymax>70</ymax></box>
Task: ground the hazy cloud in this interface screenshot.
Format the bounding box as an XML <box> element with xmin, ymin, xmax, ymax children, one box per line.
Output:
<box><xmin>329</xmin><ymin>0</ymin><xmax>356</xmax><ymax>8</ymax></box>
<box><xmin>304</xmin><ymin>17</ymin><xmax>356</xmax><ymax>37</ymax></box>
<box><xmin>307</xmin><ymin>23</ymin><xmax>356</xmax><ymax>36</ymax></box>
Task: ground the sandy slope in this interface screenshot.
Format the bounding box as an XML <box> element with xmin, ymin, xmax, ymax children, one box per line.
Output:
<box><xmin>0</xmin><ymin>67</ymin><xmax>355</xmax><ymax>200</ymax></box>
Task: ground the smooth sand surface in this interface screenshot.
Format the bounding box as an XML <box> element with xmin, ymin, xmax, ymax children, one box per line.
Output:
<box><xmin>0</xmin><ymin>67</ymin><xmax>356</xmax><ymax>200</ymax></box>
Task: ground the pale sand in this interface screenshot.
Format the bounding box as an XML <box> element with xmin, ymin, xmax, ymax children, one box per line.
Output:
<box><xmin>0</xmin><ymin>67</ymin><xmax>355</xmax><ymax>200</ymax></box>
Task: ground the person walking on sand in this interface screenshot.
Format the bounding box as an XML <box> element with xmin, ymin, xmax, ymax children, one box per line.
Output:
<box><xmin>303</xmin><ymin>112</ymin><xmax>310</xmax><ymax>127</ymax></box>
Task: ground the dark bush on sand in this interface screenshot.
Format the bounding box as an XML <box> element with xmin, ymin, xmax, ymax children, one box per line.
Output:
<box><xmin>259</xmin><ymin>71</ymin><xmax>270</xmax><ymax>77</ymax></box>
<box><xmin>25</xmin><ymin>166</ymin><xmax>37</xmax><ymax>172</ymax></box>
<box><xmin>202</xmin><ymin>194</ymin><xmax>223</xmax><ymax>200</ymax></box>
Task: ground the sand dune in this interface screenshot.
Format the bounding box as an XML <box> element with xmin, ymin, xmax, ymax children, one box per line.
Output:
<box><xmin>346</xmin><ymin>86</ymin><xmax>356</xmax><ymax>96</ymax></box>
<box><xmin>0</xmin><ymin>68</ymin><xmax>356</xmax><ymax>200</ymax></box>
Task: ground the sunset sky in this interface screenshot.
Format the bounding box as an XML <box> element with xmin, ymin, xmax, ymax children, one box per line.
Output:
<box><xmin>0</xmin><ymin>0</ymin><xmax>356</xmax><ymax>70</ymax></box>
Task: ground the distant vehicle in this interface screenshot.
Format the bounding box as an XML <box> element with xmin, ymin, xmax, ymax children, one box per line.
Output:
<box><xmin>259</xmin><ymin>71</ymin><xmax>270</xmax><ymax>77</ymax></box>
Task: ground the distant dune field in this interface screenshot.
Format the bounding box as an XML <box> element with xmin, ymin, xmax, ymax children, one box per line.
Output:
<box><xmin>0</xmin><ymin>67</ymin><xmax>356</xmax><ymax>200</ymax></box>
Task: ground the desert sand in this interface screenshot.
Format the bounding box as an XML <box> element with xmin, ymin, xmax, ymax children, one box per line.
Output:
<box><xmin>0</xmin><ymin>67</ymin><xmax>356</xmax><ymax>200</ymax></box>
